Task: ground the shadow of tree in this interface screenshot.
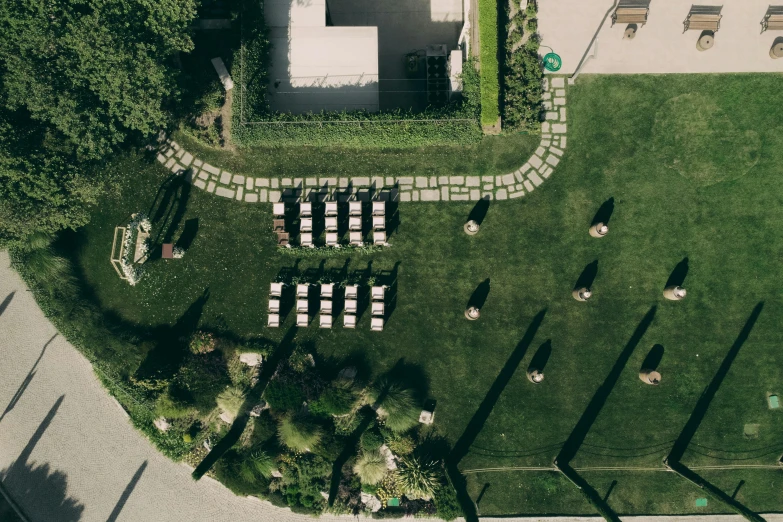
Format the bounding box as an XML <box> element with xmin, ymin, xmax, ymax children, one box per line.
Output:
<box><xmin>106</xmin><ymin>460</ymin><xmax>147</xmax><ymax>522</ymax></box>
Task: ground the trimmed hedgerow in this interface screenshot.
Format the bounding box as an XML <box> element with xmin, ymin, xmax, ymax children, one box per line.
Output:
<box><xmin>503</xmin><ymin>0</ymin><xmax>543</xmax><ymax>130</ymax></box>
<box><xmin>230</xmin><ymin>0</ymin><xmax>480</xmax><ymax>147</ymax></box>
<box><xmin>478</xmin><ymin>0</ymin><xmax>500</xmax><ymax>126</ymax></box>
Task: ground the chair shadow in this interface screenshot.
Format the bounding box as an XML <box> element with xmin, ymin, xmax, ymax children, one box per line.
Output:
<box><xmin>591</xmin><ymin>197</ymin><xmax>614</xmax><ymax>226</ymax></box>
<box><xmin>574</xmin><ymin>260</ymin><xmax>598</xmax><ymax>290</ymax></box>
<box><xmin>528</xmin><ymin>340</ymin><xmax>552</xmax><ymax>373</ymax></box>
<box><xmin>467</xmin><ymin>279</ymin><xmax>491</xmax><ymax>310</ymax></box>
<box><xmin>468</xmin><ymin>196</ymin><xmax>491</xmax><ymax>225</ymax></box>
<box><xmin>665</xmin><ymin>257</ymin><xmax>689</xmax><ymax>289</ymax></box>
<box><xmin>641</xmin><ymin>344</ymin><xmax>664</xmax><ymax>372</ymax></box>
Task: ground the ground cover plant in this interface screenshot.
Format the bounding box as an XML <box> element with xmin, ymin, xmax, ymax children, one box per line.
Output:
<box><xmin>13</xmin><ymin>74</ymin><xmax>783</xmax><ymax>518</ymax></box>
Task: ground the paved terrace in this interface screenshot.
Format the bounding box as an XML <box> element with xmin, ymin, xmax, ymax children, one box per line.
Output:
<box><xmin>539</xmin><ymin>0</ymin><xmax>783</xmax><ymax>75</ymax></box>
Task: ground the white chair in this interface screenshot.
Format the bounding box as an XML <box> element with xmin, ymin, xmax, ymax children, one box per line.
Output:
<box><xmin>273</xmin><ymin>202</ymin><xmax>285</xmax><ymax>216</ymax></box>
<box><xmin>296</xmin><ymin>299</ymin><xmax>309</xmax><ymax>313</ymax></box>
<box><xmin>296</xmin><ymin>284</ymin><xmax>309</xmax><ymax>298</ymax></box>
<box><xmin>325</xmin><ymin>201</ymin><xmax>338</xmax><ymax>217</ymax></box>
<box><xmin>326</xmin><ymin>232</ymin><xmax>339</xmax><ymax>247</ymax></box>
<box><xmin>320</xmin><ymin>314</ymin><xmax>333</xmax><ymax>328</ymax></box>
<box><xmin>372</xmin><ymin>201</ymin><xmax>385</xmax><ymax>216</ymax></box>
<box><xmin>373</xmin><ymin>230</ymin><xmax>386</xmax><ymax>245</ymax></box>
<box><xmin>344</xmin><ymin>314</ymin><xmax>357</xmax><ymax>329</ymax></box>
<box><xmin>270</xmin><ymin>282</ymin><xmax>283</xmax><ymax>297</ymax></box>
<box><xmin>349</xmin><ymin>201</ymin><xmax>362</xmax><ymax>216</ymax></box>
<box><xmin>296</xmin><ymin>313</ymin><xmax>309</xmax><ymax>327</ymax></box>
<box><xmin>268</xmin><ymin>314</ymin><xmax>280</xmax><ymax>328</ymax></box>
<box><xmin>300</xmin><ymin>202</ymin><xmax>312</xmax><ymax>217</ymax></box>
<box><xmin>345</xmin><ymin>284</ymin><xmax>359</xmax><ymax>300</ymax></box>
<box><xmin>269</xmin><ymin>299</ymin><xmax>281</xmax><ymax>313</ymax></box>
<box><xmin>321</xmin><ymin>300</ymin><xmax>333</xmax><ymax>315</ymax></box>
<box><xmin>349</xmin><ymin>216</ymin><xmax>362</xmax><ymax>231</ymax></box>
<box><xmin>371</xmin><ymin>286</ymin><xmax>385</xmax><ymax>301</ymax></box>
<box><xmin>301</xmin><ymin>232</ymin><xmax>313</xmax><ymax>247</ymax></box>
<box><xmin>371</xmin><ymin>317</ymin><xmax>384</xmax><ymax>331</ymax></box>
<box><xmin>349</xmin><ymin>231</ymin><xmax>363</xmax><ymax>246</ymax></box>
<box><xmin>371</xmin><ymin>301</ymin><xmax>385</xmax><ymax>316</ymax></box>
<box><xmin>372</xmin><ymin>215</ymin><xmax>385</xmax><ymax>230</ymax></box>
<box><xmin>325</xmin><ymin>216</ymin><xmax>338</xmax><ymax>231</ymax></box>
<box><xmin>300</xmin><ymin>217</ymin><xmax>313</xmax><ymax>233</ymax></box>
<box><xmin>344</xmin><ymin>299</ymin><xmax>358</xmax><ymax>314</ymax></box>
<box><xmin>321</xmin><ymin>284</ymin><xmax>334</xmax><ymax>299</ymax></box>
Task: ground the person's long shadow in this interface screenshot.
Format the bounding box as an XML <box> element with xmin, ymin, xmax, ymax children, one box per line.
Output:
<box><xmin>446</xmin><ymin>309</ymin><xmax>547</xmax><ymax>522</ymax></box>
<box><xmin>528</xmin><ymin>340</ymin><xmax>552</xmax><ymax>374</ymax></box>
<box><xmin>467</xmin><ymin>279</ymin><xmax>491</xmax><ymax>310</ymax></box>
<box><xmin>665</xmin><ymin>257</ymin><xmax>689</xmax><ymax>289</ymax></box>
<box><xmin>554</xmin><ymin>307</ymin><xmax>657</xmax><ymax>522</ymax></box>
<box><xmin>176</xmin><ymin>218</ymin><xmax>199</xmax><ymax>251</ymax></box>
<box><xmin>192</xmin><ymin>325</ymin><xmax>299</xmax><ymax>480</ymax></box>
<box><xmin>106</xmin><ymin>460</ymin><xmax>147</xmax><ymax>522</ymax></box>
<box><xmin>574</xmin><ymin>260</ymin><xmax>598</xmax><ymax>291</ymax></box>
<box><xmin>0</xmin><ymin>334</ymin><xmax>57</xmax><ymax>424</ymax></box>
<box><xmin>0</xmin><ymin>291</ymin><xmax>15</xmax><ymax>317</ymax></box>
<box><xmin>665</xmin><ymin>302</ymin><xmax>765</xmax><ymax>522</ymax></box>
<box><xmin>641</xmin><ymin>344</ymin><xmax>664</xmax><ymax>372</ymax></box>
<box><xmin>591</xmin><ymin>197</ymin><xmax>614</xmax><ymax>226</ymax></box>
<box><xmin>468</xmin><ymin>196</ymin><xmax>490</xmax><ymax>225</ymax></box>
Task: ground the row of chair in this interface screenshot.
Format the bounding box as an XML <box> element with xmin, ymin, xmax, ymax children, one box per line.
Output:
<box><xmin>267</xmin><ymin>282</ymin><xmax>386</xmax><ymax>330</ymax></box>
<box><xmin>273</xmin><ymin>200</ymin><xmax>388</xmax><ymax>248</ymax></box>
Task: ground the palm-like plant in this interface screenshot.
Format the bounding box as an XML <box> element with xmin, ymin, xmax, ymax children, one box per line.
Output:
<box><xmin>277</xmin><ymin>412</ymin><xmax>322</xmax><ymax>451</ymax></box>
<box><xmin>369</xmin><ymin>378</ymin><xmax>420</xmax><ymax>433</ymax></box>
<box><xmin>249</xmin><ymin>449</ymin><xmax>276</xmax><ymax>479</ymax></box>
<box><xmin>398</xmin><ymin>456</ymin><xmax>440</xmax><ymax>499</ymax></box>
<box><xmin>353</xmin><ymin>449</ymin><xmax>387</xmax><ymax>485</ymax></box>
<box><xmin>216</xmin><ymin>386</ymin><xmax>246</xmax><ymax>421</ymax></box>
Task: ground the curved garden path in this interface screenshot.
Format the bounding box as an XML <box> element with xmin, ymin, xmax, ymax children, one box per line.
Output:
<box><xmin>155</xmin><ymin>78</ymin><xmax>568</xmax><ymax>204</ymax></box>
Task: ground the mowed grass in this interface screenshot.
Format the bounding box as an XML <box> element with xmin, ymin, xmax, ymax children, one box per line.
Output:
<box><xmin>74</xmin><ymin>75</ymin><xmax>783</xmax><ymax>516</ymax></box>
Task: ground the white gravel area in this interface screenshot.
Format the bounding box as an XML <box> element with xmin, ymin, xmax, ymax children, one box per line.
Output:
<box><xmin>0</xmin><ymin>249</ymin><xmax>780</xmax><ymax>522</ymax></box>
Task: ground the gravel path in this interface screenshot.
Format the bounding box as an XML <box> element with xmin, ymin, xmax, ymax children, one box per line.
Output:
<box><xmin>0</xmin><ymin>249</ymin><xmax>780</xmax><ymax>522</ymax></box>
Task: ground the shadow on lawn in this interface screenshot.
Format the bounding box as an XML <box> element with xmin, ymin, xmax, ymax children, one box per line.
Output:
<box><xmin>529</xmin><ymin>340</ymin><xmax>552</xmax><ymax>374</ymax></box>
<box><xmin>446</xmin><ymin>309</ymin><xmax>547</xmax><ymax>522</ymax></box>
<box><xmin>665</xmin><ymin>302</ymin><xmax>765</xmax><ymax>522</ymax></box>
<box><xmin>554</xmin><ymin>306</ymin><xmax>657</xmax><ymax>522</ymax></box>
<box><xmin>665</xmin><ymin>257</ymin><xmax>689</xmax><ymax>289</ymax></box>
<box><xmin>192</xmin><ymin>325</ymin><xmax>300</xmax><ymax>480</ymax></box>
<box><xmin>467</xmin><ymin>279</ymin><xmax>491</xmax><ymax>310</ymax></box>
<box><xmin>591</xmin><ymin>197</ymin><xmax>614</xmax><ymax>226</ymax></box>
<box><xmin>468</xmin><ymin>196</ymin><xmax>490</xmax><ymax>225</ymax></box>
<box><xmin>641</xmin><ymin>344</ymin><xmax>664</xmax><ymax>372</ymax></box>
<box><xmin>148</xmin><ymin>174</ymin><xmax>193</xmax><ymax>248</ymax></box>
<box><xmin>574</xmin><ymin>261</ymin><xmax>598</xmax><ymax>291</ymax></box>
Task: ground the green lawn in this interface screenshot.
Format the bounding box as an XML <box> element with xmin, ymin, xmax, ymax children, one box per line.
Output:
<box><xmin>69</xmin><ymin>74</ymin><xmax>783</xmax><ymax>516</ymax></box>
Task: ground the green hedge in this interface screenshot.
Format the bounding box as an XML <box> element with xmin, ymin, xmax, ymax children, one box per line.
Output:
<box><xmin>478</xmin><ymin>0</ymin><xmax>500</xmax><ymax>126</ymax></box>
<box><xmin>503</xmin><ymin>0</ymin><xmax>543</xmax><ymax>130</ymax></box>
<box><xmin>231</xmin><ymin>0</ymin><xmax>480</xmax><ymax>147</ymax></box>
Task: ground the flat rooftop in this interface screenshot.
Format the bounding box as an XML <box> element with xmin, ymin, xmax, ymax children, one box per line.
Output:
<box><xmin>539</xmin><ymin>0</ymin><xmax>783</xmax><ymax>75</ymax></box>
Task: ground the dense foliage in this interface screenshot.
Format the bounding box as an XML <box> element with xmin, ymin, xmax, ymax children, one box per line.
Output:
<box><xmin>0</xmin><ymin>0</ymin><xmax>197</xmax><ymax>244</ymax></box>
<box><xmin>478</xmin><ymin>0</ymin><xmax>500</xmax><ymax>126</ymax></box>
<box><xmin>503</xmin><ymin>0</ymin><xmax>543</xmax><ymax>129</ymax></box>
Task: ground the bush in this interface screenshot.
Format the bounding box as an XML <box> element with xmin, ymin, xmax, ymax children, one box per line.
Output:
<box><xmin>503</xmin><ymin>0</ymin><xmax>543</xmax><ymax>130</ymax></box>
<box><xmin>397</xmin><ymin>456</ymin><xmax>440</xmax><ymax>499</ymax></box>
<box><xmin>360</xmin><ymin>427</ymin><xmax>384</xmax><ymax>452</ymax></box>
<box><xmin>309</xmin><ymin>381</ymin><xmax>357</xmax><ymax>417</ymax></box>
<box><xmin>249</xmin><ymin>448</ymin><xmax>277</xmax><ymax>479</ymax></box>
<box><xmin>478</xmin><ymin>0</ymin><xmax>500</xmax><ymax>125</ymax></box>
<box><xmin>433</xmin><ymin>478</ymin><xmax>462</xmax><ymax>520</ymax></box>
<box><xmin>154</xmin><ymin>390</ymin><xmax>193</xmax><ymax>419</ymax></box>
<box><xmin>170</xmin><ymin>352</ymin><xmax>231</xmax><ymax>414</ymax></box>
<box><xmin>188</xmin><ymin>331</ymin><xmax>216</xmax><ymax>354</ymax></box>
<box><xmin>277</xmin><ymin>413</ymin><xmax>323</xmax><ymax>451</ymax></box>
<box><xmin>251</xmin><ymin>411</ymin><xmax>278</xmax><ymax>445</ymax></box>
<box><xmin>216</xmin><ymin>386</ymin><xmax>247</xmax><ymax>420</ymax></box>
<box><xmin>213</xmin><ymin>450</ymin><xmax>269</xmax><ymax>496</ymax></box>
<box><xmin>264</xmin><ymin>380</ymin><xmax>305</xmax><ymax>412</ymax></box>
<box><xmin>369</xmin><ymin>378</ymin><xmax>421</xmax><ymax>433</ymax></box>
<box><xmin>353</xmin><ymin>449</ymin><xmax>388</xmax><ymax>485</ymax></box>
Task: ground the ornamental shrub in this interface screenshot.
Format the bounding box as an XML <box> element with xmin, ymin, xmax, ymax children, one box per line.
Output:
<box><xmin>188</xmin><ymin>330</ymin><xmax>216</xmax><ymax>354</ymax></box>
<box><xmin>353</xmin><ymin>449</ymin><xmax>387</xmax><ymax>486</ymax></box>
<box><xmin>369</xmin><ymin>378</ymin><xmax>420</xmax><ymax>433</ymax></box>
<box><xmin>277</xmin><ymin>413</ymin><xmax>323</xmax><ymax>451</ymax></box>
<box><xmin>397</xmin><ymin>456</ymin><xmax>440</xmax><ymax>499</ymax></box>
<box><xmin>502</xmin><ymin>0</ymin><xmax>543</xmax><ymax>130</ymax></box>
<box><xmin>264</xmin><ymin>380</ymin><xmax>305</xmax><ymax>411</ymax></box>
<box><xmin>216</xmin><ymin>386</ymin><xmax>247</xmax><ymax>420</ymax></box>
<box><xmin>309</xmin><ymin>381</ymin><xmax>357</xmax><ymax>417</ymax></box>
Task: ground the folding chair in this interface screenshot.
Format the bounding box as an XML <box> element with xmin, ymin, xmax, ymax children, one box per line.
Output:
<box><xmin>373</xmin><ymin>230</ymin><xmax>387</xmax><ymax>245</ymax></box>
<box><xmin>321</xmin><ymin>300</ymin><xmax>333</xmax><ymax>315</ymax></box>
<box><xmin>301</xmin><ymin>232</ymin><xmax>313</xmax><ymax>247</ymax></box>
<box><xmin>300</xmin><ymin>202</ymin><xmax>313</xmax><ymax>217</ymax></box>
<box><xmin>270</xmin><ymin>282</ymin><xmax>283</xmax><ymax>297</ymax></box>
<box><xmin>273</xmin><ymin>202</ymin><xmax>285</xmax><ymax>216</ymax></box>
<box><xmin>371</xmin><ymin>317</ymin><xmax>384</xmax><ymax>331</ymax></box>
<box><xmin>273</xmin><ymin>218</ymin><xmax>286</xmax><ymax>232</ymax></box>
<box><xmin>296</xmin><ymin>284</ymin><xmax>310</xmax><ymax>298</ymax></box>
<box><xmin>344</xmin><ymin>314</ymin><xmax>357</xmax><ymax>329</ymax></box>
<box><xmin>296</xmin><ymin>313</ymin><xmax>309</xmax><ymax>327</ymax></box>
<box><xmin>269</xmin><ymin>298</ymin><xmax>281</xmax><ymax>313</ymax></box>
<box><xmin>371</xmin><ymin>301</ymin><xmax>385</xmax><ymax>317</ymax></box>
<box><xmin>345</xmin><ymin>284</ymin><xmax>359</xmax><ymax>300</ymax></box>
<box><xmin>296</xmin><ymin>299</ymin><xmax>309</xmax><ymax>313</ymax></box>
<box><xmin>349</xmin><ymin>201</ymin><xmax>362</xmax><ymax>216</ymax></box>
<box><xmin>321</xmin><ymin>283</ymin><xmax>334</xmax><ymax>299</ymax></box>
<box><xmin>344</xmin><ymin>299</ymin><xmax>358</xmax><ymax>314</ymax></box>
<box><xmin>300</xmin><ymin>217</ymin><xmax>313</xmax><ymax>233</ymax></box>
<box><xmin>325</xmin><ymin>216</ymin><xmax>338</xmax><ymax>231</ymax></box>
<box><xmin>320</xmin><ymin>314</ymin><xmax>333</xmax><ymax>328</ymax></box>
<box><xmin>372</xmin><ymin>215</ymin><xmax>385</xmax><ymax>230</ymax></box>
<box><xmin>349</xmin><ymin>216</ymin><xmax>362</xmax><ymax>231</ymax></box>
<box><xmin>326</xmin><ymin>232</ymin><xmax>339</xmax><ymax>247</ymax></box>
<box><xmin>372</xmin><ymin>201</ymin><xmax>385</xmax><ymax>216</ymax></box>
<box><xmin>349</xmin><ymin>231</ymin><xmax>363</xmax><ymax>246</ymax></box>
<box><xmin>325</xmin><ymin>201</ymin><xmax>338</xmax><ymax>217</ymax></box>
<box><xmin>268</xmin><ymin>313</ymin><xmax>280</xmax><ymax>328</ymax></box>
<box><xmin>371</xmin><ymin>286</ymin><xmax>385</xmax><ymax>301</ymax></box>
<box><xmin>276</xmin><ymin>232</ymin><xmax>289</xmax><ymax>246</ymax></box>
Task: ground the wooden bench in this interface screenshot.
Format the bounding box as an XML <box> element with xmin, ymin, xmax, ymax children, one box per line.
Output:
<box><xmin>762</xmin><ymin>13</ymin><xmax>783</xmax><ymax>32</ymax></box>
<box><xmin>684</xmin><ymin>13</ymin><xmax>721</xmax><ymax>32</ymax></box>
<box><xmin>612</xmin><ymin>7</ymin><xmax>649</xmax><ymax>27</ymax></box>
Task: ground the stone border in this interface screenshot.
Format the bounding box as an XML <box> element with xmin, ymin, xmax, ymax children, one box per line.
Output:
<box><xmin>154</xmin><ymin>79</ymin><xmax>567</xmax><ymax>203</ymax></box>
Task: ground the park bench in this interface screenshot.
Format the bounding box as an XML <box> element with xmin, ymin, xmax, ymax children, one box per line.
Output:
<box><xmin>612</xmin><ymin>7</ymin><xmax>649</xmax><ymax>27</ymax></box>
<box><xmin>761</xmin><ymin>7</ymin><xmax>783</xmax><ymax>32</ymax></box>
<box><xmin>683</xmin><ymin>12</ymin><xmax>722</xmax><ymax>32</ymax></box>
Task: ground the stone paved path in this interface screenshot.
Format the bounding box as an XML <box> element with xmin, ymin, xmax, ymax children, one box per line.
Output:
<box><xmin>3</xmin><ymin>251</ymin><xmax>783</xmax><ymax>521</ymax></box>
<box><xmin>155</xmin><ymin>78</ymin><xmax>568</xmax><ymax>204</ymax></box>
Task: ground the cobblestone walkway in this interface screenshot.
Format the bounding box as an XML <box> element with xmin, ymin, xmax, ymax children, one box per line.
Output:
<box><xmin>155</xmin><ymin>78</ymin><xmax>568</xmax><ymax>204</ymax></box>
